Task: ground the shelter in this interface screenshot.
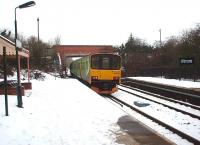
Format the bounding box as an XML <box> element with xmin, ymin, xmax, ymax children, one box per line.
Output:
<box><xmin>0</xmin><ymin>35</ymin><xmax>31</xmax><ymax>95</ymax></box>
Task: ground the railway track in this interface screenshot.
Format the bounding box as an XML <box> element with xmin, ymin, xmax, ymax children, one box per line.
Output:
<box><xmin>119</xmin><ymin>84</ymin><xmax>200</xmax><ymax>119</ymax></box>
<box><xmin>120</xmin><ymin>84</ymin><xmax>200</xmax><ymax>111</ymax></box>
<box><xmin>106</xmin><ymin>88</ymin><xmax>200</xmax><ymax>145</ymax></box>
<box><xmin>121</xmin><ymin>78</ymin><xmax>200</xmax><ymax>105</ymax></box>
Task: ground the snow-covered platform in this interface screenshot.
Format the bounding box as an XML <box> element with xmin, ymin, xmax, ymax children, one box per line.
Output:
<box><xmin>0</xmin><ymin>75</ymin><xmax>173</xmax><ymax>145</ymax></box>
<box><xmin>128</xmin><ymin>77</ymin><xmax>200</xmax><ymax>91</ymax></box>
<box><xmin>127</xmin><ymin>77</ymin><xmax>200</xmax><ymax>99</ymax></box>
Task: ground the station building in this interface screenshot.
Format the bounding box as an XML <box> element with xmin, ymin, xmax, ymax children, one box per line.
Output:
<box><xmin>0</xmin><ymin>35</ymin><xmax>31</xmax><ymax>95</ymax></box>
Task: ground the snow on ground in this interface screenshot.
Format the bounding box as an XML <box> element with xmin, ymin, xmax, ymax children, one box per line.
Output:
<box><xmin>118</xmin><ymin>76</ymin><xmax>200</xmax><ymax>145</ymax></box>
<box><xmin>112</xmin><ymin>89</ymin><xmax>200</xmax><ymax>144</ymax></box>
<box><xmin>1</xmin><ymin>73</ymin><xmax>200</xmax><ymax>145</ymax></box>
<box><xmin>118</xmin><ymin>86</ymin><xmax>200</xmax><ymax>117</ymax></box>
<box><xmin>0</xmin><ymin>73</ymin><xmax>126</xmax><ymax>145</ymax></box>
<box><xmin>128</xmin><ymin>77</ymin><xmax>200</xmax><ymax>89</ymax></box>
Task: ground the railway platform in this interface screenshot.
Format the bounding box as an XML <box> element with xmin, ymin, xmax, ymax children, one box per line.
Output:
<box><xmin>125</xmin><ymin>77</ymin><xmax>200</xmax><ymax>94</ymax></box>
<box><xmin>67</xmin><ymin>80</ymin><xmax>175</xmax><ymax>145</ymax></box>
<box><xmin>116</xmin><ymin>115</ymin><xmax>174</xmax><ymax>145</ymax></box>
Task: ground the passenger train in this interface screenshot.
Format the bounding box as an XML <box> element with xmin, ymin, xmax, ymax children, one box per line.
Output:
<box><xmin>70</xmin><ymin>53</ymin><xmax>122</xmax><ymax>94</ymax></box>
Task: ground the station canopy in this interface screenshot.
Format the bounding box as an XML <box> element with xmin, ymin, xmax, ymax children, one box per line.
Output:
<box><xmin>0</xmin><ymin>35</ymin><xmax>29</xmax><ymax>58</ymax></box>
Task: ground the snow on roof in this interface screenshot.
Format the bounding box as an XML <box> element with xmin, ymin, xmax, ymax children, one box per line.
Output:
<box><xmin>0</xmin><ymin>35</ymin><xmax>29</xmax><ymax>57</ymax></box>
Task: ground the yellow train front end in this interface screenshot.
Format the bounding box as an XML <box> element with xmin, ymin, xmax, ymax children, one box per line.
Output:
<box><xmin>90</xmin><ymin>69</ymin><xmax>121</xmax><ymax>94</ymax></box>
<box><xmin>89</xmin><ymin>54</ymin><xmax>121</xmax><ymax>94</ymax></box>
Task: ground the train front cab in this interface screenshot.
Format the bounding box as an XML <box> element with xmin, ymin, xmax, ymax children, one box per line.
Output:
<box><xmin>89</xmin><ymin>54</ymin><xmax>121</xmax><ymax>94</ymax></box>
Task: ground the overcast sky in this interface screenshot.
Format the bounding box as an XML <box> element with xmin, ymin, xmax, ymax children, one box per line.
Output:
<box><xmin>1</xmin><ymin>0</ymin><xmax>200</xmax><ymax>46</ymax></box>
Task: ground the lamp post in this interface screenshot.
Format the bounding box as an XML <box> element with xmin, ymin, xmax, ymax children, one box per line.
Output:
<box><xmin>15</xmin><ymin>1</ymin><xmax>36</xmax><ymax>108</ymax></box>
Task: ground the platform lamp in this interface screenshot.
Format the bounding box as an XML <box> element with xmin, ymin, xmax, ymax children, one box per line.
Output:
<box><xmin>15</xmin><ymin>1</ymin><xmax>36</xmax><ymax>108</ymax></box>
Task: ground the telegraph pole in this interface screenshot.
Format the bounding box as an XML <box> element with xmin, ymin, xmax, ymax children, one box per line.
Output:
<box><xmin>37</xmin><ymin>17</ymin><xmax>39</xmax><ymax>44</ymax></box>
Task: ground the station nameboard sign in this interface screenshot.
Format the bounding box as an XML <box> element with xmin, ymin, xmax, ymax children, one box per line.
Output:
<box><xmin>180</xmin><ymin>57</ymin><xmax>194</xmax><ymax>65</ymax></box>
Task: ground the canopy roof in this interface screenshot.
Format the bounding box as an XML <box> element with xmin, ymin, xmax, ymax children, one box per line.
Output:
<box><xmin>0</xmin><ymin>35</ymin><xmax>29</xmax><ymax>58</ymax></box>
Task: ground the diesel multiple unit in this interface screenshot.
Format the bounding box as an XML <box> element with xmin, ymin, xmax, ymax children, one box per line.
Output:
<box><xmin>70</xmin><ymin>53</ymin><xmax>121</xmax><ymax>94</ymax></box>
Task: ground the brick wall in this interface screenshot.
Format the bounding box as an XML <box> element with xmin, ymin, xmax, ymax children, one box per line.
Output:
<box><xmin>52</xmin><ymin>45</ymin><xmax>114</xmax><ymax>65</ymax></box>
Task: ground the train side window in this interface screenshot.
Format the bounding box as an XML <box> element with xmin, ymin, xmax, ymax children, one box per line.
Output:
<box><xmin>86</xmin><ymin>60</ymin><xmax>89</xmax><ymax>70</ymax></box>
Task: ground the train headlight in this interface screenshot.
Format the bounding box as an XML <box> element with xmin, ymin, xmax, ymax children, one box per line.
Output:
<box><xmin>113</xmin><ymin>77</ymin><xmax>119</xmax><ymax>80</ymax></box>
<box><xmin>91</xmin><ymin>76</ymin><xmax>98</xmax><ymax>80</ymax></box>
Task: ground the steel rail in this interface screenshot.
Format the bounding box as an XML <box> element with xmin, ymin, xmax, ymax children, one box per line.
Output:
<box><xmin>119</xmin><ymin>85</ymin><xmax>200</xmax><ymax>120</ymax></box>
<box><xmin>120</xmin><ymin>84</ymin><xmax>200</xmax><ymax>111</ymax></box>
<box><xmin>108</xmin><ymin>95</ymin><xmax>200</xmax><ymax>145</ymax></box>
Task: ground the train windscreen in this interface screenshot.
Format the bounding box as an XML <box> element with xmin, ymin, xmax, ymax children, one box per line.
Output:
<box><xmin>91</xmin><ymin>54</ymin><xmax>121</xmax><ymax>70</ymax></box>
